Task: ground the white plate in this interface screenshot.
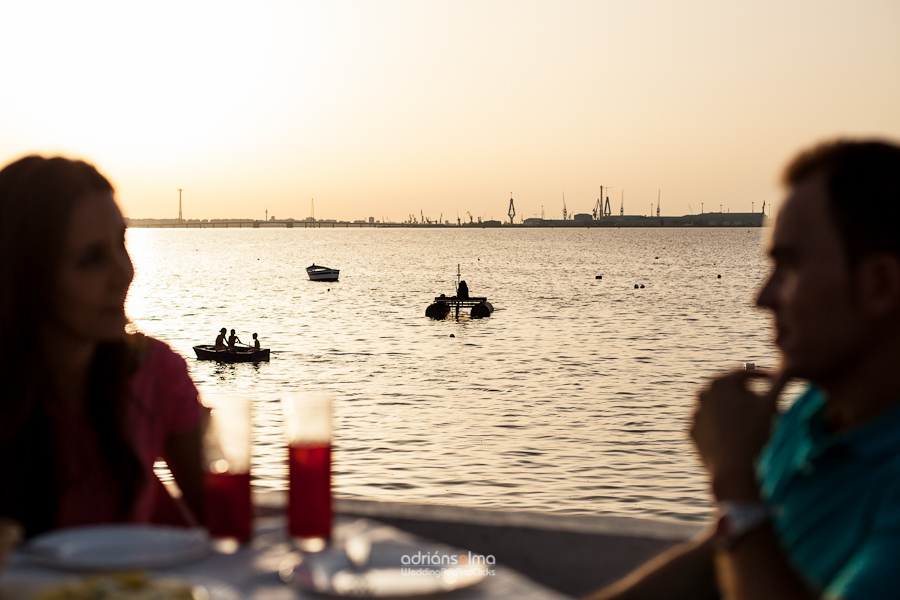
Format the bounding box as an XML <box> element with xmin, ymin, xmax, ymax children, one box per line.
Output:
<box><xmin>281</xmin><ymin>536</ymin><xmax>489</xmax><ymax>597</ymax></box>
<box><xmin>18</xmin><ymin>525</ymin><xmax>210</xmax><ymax>571</ymax></box>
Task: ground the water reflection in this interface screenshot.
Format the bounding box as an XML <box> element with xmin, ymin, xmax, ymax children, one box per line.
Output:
<box><xmin>131</xmin><ymin>227</ymin><xmax>779</xmax><ymax>523</ymax></box>
<box><xmin>207</xmin><ymin>361</ymin><xmax>264</xmax><ymax>383</ymax></box>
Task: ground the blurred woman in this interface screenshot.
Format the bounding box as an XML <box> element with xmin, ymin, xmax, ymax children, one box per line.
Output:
<box><xmin>0</xmin><ymin>156</ymin><xmax>204</xmax><ymax>537</ymax></box>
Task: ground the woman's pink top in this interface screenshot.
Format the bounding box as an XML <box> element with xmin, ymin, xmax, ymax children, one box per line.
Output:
<box><xmin>53</xmin><ymin>338</ymin><xmax>202</xmax><ymax>528</ymax></box>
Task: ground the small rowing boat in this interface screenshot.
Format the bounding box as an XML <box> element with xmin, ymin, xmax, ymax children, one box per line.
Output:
<box><xmin>193</xmin><ymin>345</ymin><xmax>271</xmax><ymax>363</ymax></box>
<box><xmin>306</xmin><ymin>264</ymin><xmax>340</xmax><ymax>281</ymax></box>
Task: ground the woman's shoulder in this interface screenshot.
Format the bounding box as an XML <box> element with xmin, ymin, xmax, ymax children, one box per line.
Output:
<box><xmin>129</xmin><ymin>335</ymin><xmax>200</xmax><ymax>419</ymax></box>
<box><xmin>128</xmin><ymin>334</ymin><xmax>191</xmax><ymax>379</ymax></box>
<box><xmin>126</xmin><ymin>335</ymin><xmax>202</xmax><ymax>441</ymax></box>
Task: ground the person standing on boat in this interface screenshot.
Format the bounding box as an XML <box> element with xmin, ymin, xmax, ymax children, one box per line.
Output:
<box><xmin>228</xmin><ymin>329</ymin><xmax>242</xmax><ymax>349</ymax></box>
<box><xmin>0</xmin><ymin>155</ymin><xmax>206</xmax><ymax>537</ymax></box>
<box><xmin>215</xmin><ymin>327</ymin><xmax>227</xmax><ymax>350</ymax></box>
<box><xmin>587</xmin><ymin>140</ymin><xmax>900</xmax><ymax>600</ymax></box>
<box><xmin>457</xmin><ymin>280</ymin><xmax>469</xmax><ymax>299</ymax></box>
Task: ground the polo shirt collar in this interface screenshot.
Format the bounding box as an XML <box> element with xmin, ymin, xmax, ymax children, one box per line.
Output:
<box><xmin>802</xmin><ymin>387</ymin><xmax>900</xmax><ymax>461</ymax></box>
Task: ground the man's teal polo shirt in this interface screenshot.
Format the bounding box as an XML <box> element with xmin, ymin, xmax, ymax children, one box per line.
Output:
<box><xmin>756</xmin><ymin>386</ymin><xmax>900</xmax><ymax>599</ymax></box>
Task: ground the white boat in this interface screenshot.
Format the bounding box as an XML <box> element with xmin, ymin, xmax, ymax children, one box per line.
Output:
<box><xmin>306</xmin><ymin>264</ymin><xmax>340</xmax><ymax>281</ymax></box>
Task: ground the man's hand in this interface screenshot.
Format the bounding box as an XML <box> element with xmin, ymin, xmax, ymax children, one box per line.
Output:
<box><xmin>690</xmin><ymin>370</ymin><xmax>788</xmax><ymax>501</ymax></box>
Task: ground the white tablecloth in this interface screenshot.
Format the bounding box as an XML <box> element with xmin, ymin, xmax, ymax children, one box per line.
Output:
<box><xmin>1</xmin><ymin>516</ymin><xmax>572</xmax><ymax>599</ymax></box>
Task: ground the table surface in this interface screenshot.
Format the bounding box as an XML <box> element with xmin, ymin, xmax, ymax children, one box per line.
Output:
<box><xmin>1</xmin><ymin>516</ymin><xmax>572</xmax><ymax>599</ymax></box>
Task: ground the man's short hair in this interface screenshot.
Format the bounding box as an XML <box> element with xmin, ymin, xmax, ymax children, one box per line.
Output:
<box><xmin>784</xmin><ymin>139</ymin><xmax>900</xmax><ymax>264</ymax></box>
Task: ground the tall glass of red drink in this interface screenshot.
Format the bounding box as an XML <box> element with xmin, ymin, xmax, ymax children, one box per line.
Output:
<box><xmin>282</xmin><ymin>393</ymin><xmax>332</xmax><ymax>552</ymax></box>
<box><xmin>204</xmin><ymin>394</ymin><xmax>253</xmax><ymax>550</ymax></box>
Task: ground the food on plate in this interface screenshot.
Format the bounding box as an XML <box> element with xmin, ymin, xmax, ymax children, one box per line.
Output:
<box><xmin>33</xmin><ymin>572</ymin><xmax>206</xmax><ymax>600</ymax></box>
<box><xmin>0</xmin><ymin>517</ymin><xmax>24</xmax><ymax>569</ymax></box>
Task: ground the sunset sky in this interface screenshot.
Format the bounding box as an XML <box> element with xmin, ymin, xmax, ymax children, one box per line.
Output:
<box><xmin>1</xmin><ymin>0</ymin><xmax>898</xmax><ymax>222</ymax></box>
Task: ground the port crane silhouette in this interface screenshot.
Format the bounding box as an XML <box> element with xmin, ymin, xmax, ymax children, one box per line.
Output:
<box><xmin>593</xmin><ymin>186</ymin><xmax>614</xmax><ymax>218</ymax></box>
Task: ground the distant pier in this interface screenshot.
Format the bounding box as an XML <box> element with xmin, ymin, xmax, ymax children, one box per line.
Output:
<box><xmin>523</xmin><ymin>211</ymin><xmax>766</xmax><ymax>228</ymax></box>
<box><xmin>126</xmin><ymin>219</ymin><xmax>387</xmax><ymax>228</ymax></box>
<box><xmin>125</xmin><ymin>212</ymin><xmax>766</xmax><ymax>229</ymax></box>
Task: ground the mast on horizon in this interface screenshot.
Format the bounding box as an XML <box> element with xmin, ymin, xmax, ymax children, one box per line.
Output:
<box><xmin>178</xmin><ymin>189</ymin><xmax>183</xmax><ymax>221</ymax></box>
<box><xmin>508</xmin><ymin>193</ymin><xmax>516</xmax><ymax>224</ymax></box>
<box><xmin>657</xmin><ymin>190</ymin><xmax>660</xmax><ymax>217</ymax></box>
<box><xmin>562</xmin><ymin>192</ymin><xmax>567</xmax><ymax>220</ymax></box>
<box><xmin>311</xmin><ymin>198</ymin><xmax>315</xmax><ymax>221</ymax></box>
<box><xmin>620</xmin><ymin>190</ymin><xmax>624</xmax><ymax>216</ymax></box>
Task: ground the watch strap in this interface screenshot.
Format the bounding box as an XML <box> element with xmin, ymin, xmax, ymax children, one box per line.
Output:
<box><xmin>712</xmin><ymin>500</ymin><xmax>768</xmax><ymax>550</ymax></box>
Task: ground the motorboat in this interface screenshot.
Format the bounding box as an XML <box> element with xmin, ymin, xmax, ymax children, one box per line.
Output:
<box><xmin>307</xmin><ymin>264</ymin><xmax>340</xmax><ymax>281</ymax></box>
<box><xmin>193</xmin><ymin>345</ymin><xmax>270</xmax><ymax>363</ymax></box>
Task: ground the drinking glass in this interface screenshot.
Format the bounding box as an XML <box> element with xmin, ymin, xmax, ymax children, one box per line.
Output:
<box><xmin>204</xmin><ymin>394</ymin><xmax>253</xmax><ymax>547</ymax></box>
<box><xmin>282</xmin><ymin>393</ymin><xmax>333</xmax><ymax>551</ymax></box>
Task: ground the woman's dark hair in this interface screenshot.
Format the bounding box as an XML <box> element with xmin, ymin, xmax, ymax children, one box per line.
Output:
<box><xmin>784</xmin><ymin>139</ymin><xmax>900</xmax><ymax>265</ymax></box>
<box><xmin>0</xmin><ymin>155</ymin><xmax>144</xmax><ymax>536</ymax></box>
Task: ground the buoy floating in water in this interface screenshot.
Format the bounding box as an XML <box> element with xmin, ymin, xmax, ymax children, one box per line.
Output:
<box><xmin>596</xmin><ymin>275</ymin><xmax>602</xmax><ymax>280</ymax></box>
<box><xmin>640</xmin><ymin>284</ymin><xmax>645</xmax><ymax>289</ymax></box>
<box><xmin>717</xmin><ymin>274</ymin><xmax>721</xmax><ymax>279</ymax></box>
<box><xmin>471</xmin><ymin>301</ymin><xmax>494</xmax><ymax>319</ymax></box>
<box><xmin>634</xmin><ymin>284</ymin><xmax>639</xmax><ymax>289</ymax></box>
<box><xmin>426</xmin><ymin>302</ymin><xmax>451</xmax><ymax>319</ymax></box>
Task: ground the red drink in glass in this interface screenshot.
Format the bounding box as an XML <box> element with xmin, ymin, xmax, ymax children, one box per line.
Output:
<box><xmin>288</xmin><ymin>444</ymin><xmax>332</xmax><ymax>540</ymax></box>
<box><xmin>205</xmin><ymin>471</ymin><xmax>252</xmax><ymax>542</ymax></box>
<box><xmin>283</xmin><ymin>393</ymin><xmax>333</xmax><ymax>550</ymax></box>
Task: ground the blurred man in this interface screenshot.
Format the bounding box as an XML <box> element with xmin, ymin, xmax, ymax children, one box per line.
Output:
<box><xmin>586</xmin><ymin>140</ymin><xmax>900</xmax><ymax>600</ymax></box>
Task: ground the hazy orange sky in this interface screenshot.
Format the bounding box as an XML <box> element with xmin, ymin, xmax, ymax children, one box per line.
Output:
<box><xmin>2</xmin><ymin>1</ymin><xmax>898</xmax><ymax>222</ymax></box>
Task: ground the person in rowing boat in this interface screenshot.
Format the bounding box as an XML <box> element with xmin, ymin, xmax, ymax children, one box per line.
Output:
<box><xmin>228</xmin><ymin>329</ymin><xmax>243</xmax><ymax>350</ymax></box>
<box><xmin>215</xmin><ymin>327</ymin><xmax>227</xmax><ymax>351</ymax></box>
<box><xmin>251</xmin><ymin>333</ymin><xmax>260</xmax><ymax>352</ymax></box>
<box><xmin>0</xmin><ymin>156</ymin><xmax>206</xmax><ymax>537</ymax></box>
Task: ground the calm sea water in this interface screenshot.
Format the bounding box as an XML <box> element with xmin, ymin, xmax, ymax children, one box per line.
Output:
<box><xmin>126</xmin><ymin>227</ymin><xmax>783</xmax><ymax>524</ymax></box>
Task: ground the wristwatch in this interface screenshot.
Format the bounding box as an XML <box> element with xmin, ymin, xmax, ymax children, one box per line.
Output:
<box><xmin>712</xmin><ymin>501</ymin><xmax>769</xmax><ymax>550</ymax></box>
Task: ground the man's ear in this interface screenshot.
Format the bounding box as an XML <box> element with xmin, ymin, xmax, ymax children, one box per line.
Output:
<box><xmin>857</xmin><ymin>252</ymin><xmax>900</xmax><ymax>318</ymax></box>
